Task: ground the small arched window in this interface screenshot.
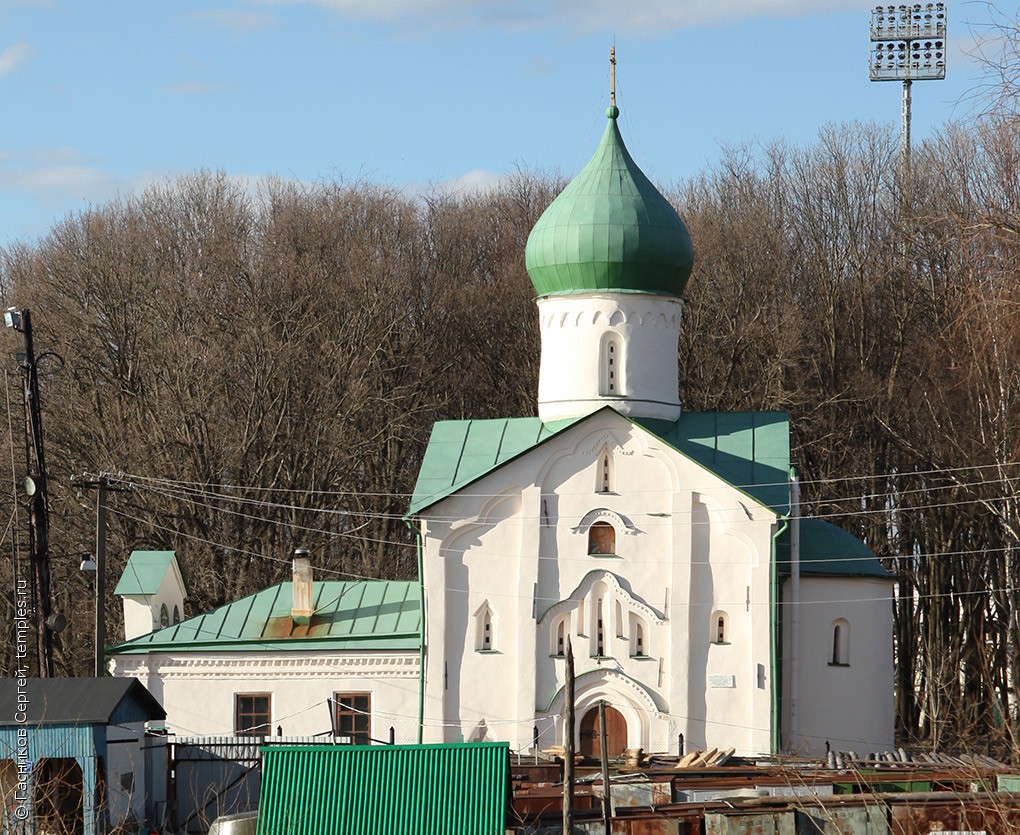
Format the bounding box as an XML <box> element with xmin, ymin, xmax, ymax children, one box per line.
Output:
<box><xmin>831</xmin><ymin>618</ymin><xmax>850</xmax><ymax>666</ymax></box>
<box><xmin>172</xmin><ymin>604</ymin><xmax>181</xmax><ymax>624</ymax></box>
<box><xmin>711</xmin><ymin>610</ymin><xmax>729</xmax><ymax>644</ymax></box>
<box><xmin>595</xmin><ymin>597</ymin><xmax>606</xmax><ymax>657</ymax></box>
<box><xmin>629</xmin><ymin>612</ymin><xmax>649</xmax><ymax>657</ymax></box>
<box><xmin>475</xmin><ymin>602</ymin><xmax>498</xmax><ymax>652</ymax></box>
<box><xmin>159</xmin><ymin>603</ymin><xmax>170</xmax><ymax>629</ymax></box>
<box><xmin>588</xmin><ymin>521</ymin><xmax>616</xmax><ymax>556</ymax></box>
<box><xmin>551</xmin><ymin>617</ymin><xmax>567</xmax><ymax>657</ymax></box>
<box><xmin>600</xmin><ymin>333</ymin><xmax>623</xmax><ymax>396</ymax></box>
<box><xmin>596</xmin><ymin>449</ymin><xmax>614</xmax><ymax>494</ymax></box>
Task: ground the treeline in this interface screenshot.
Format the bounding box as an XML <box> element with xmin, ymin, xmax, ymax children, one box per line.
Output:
<box><xmin>0</xmin><ymin>117</ymin><xmax>1018</xmax><ymax>755</ymax></box>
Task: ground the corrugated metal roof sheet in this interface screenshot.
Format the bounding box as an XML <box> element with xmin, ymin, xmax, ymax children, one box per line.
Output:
<box><xmin>257</xmin><ymin>742</ymin><xmax>509</xmax><ymax>835</ymax></box>
<box><xmin>776</xmin><ymin>518</ymin><xmax>893</xmax><ymax>579</ymax></box>
<box><xmin>113</xmin><ymin>549</ymin><xmax>181</xmax><ymax>596</ymax></box>
<box><xmin>408</xmin><ymin>408</ymin><xmax>791</xmax><ymax>516</ymax></box>
<box><xmin>108</xmin><ymin>580</ymin><xmax>421</xmax><ymax>654</ymax></box>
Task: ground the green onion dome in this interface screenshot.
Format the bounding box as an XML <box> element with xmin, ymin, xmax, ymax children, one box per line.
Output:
<box><xmin>525</xmin><ymin>106</ymin><xmax>694</xmax><ymax>298</ymax></box>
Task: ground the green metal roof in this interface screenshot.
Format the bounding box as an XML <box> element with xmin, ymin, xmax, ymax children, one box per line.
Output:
<box><xmin>107</xmin><ymin>579</ymin><xmax>421</xmax><ymax>655</ymax></box>
<box><xmin>113</xmin><ymin>550</ymin><xmax>188</xmax><ymax>596</ymax></box>
<box><xmin>257</xmin><ymin>742</ymin><xmax>509</xmax><ymax>835</ymax></box>
<box><xmin>407</xmin><ymin>415</ymin><xmax>582</xmax><ymax>516</ymax></box>
<box><xmin>776</xmin><ymin>519</ymin><xmax>893</xmax><ymax>579</ymax></box>
<box><xmin>408</xmin><ymin>408</ymin><xmax>791</xmax><ymax>517</ymax></box>
<box><xmin>524</xmin><ymin>105</ymin><xmax>694</xmax><ymax>299</ymax></box>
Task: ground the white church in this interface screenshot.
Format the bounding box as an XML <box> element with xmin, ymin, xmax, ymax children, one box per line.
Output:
<box><xmin>409</xmin><ymin>101</ymin><xmax>894</xmax><ymax>757</ymax></box>
<box><xmin>109</xmin><ymin>98</ymin><xmax>894</xmax><ymax>758</ymax></box>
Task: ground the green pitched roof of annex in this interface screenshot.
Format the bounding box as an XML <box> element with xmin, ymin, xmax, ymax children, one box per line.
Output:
<box><xmin>258</xmin><ymin>742</ymin><xmax>509</xmax><ymax>835</ymax></box>
<box><xmin>524</xmin><ymin>105</ymin><xmax>694</xmax><ymax>299</ymax></box>
<box><xmin>107</xmin><ymin>579</ymin><xmax>421</xmax><ymax>655</ymax></box>
<box><xmin>408</xmin><ymin>408</ymin><xmax>791</xmax><ymax>517</ymax></box>
<box><xmin>776</xmin><ymin>518</ymin><xmax>893</xmax><ymax>579</ymax></box>
<box><xmin>113</xmin><ymin>550</ymin><xmax>189</xmax><ymax>596</ymax></box>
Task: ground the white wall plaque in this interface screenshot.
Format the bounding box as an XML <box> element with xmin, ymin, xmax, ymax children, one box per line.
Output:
<box><xmin>708</xmin><ymin>674</ymin><xmax>735</xmax><ymax>689</ymax></box>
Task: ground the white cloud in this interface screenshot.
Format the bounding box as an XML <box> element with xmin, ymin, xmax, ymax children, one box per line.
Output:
<box><xmin>251</xmin><ymin>0</ymin><xmax>863</xmax><ymax>33</ymax></box>
<box><xmin>0</xmin><ymin>42</ymin><xmax>33</xmax><ymax>75</ymax></box>
<box><xmin>434</xmin><ymin>167</ymin><xmax>505</xmax><ymax>193</ymax></box>
<box><xmin>192</xmin><ymin>8</ymin><xmax>278</xmax><ymax>32</ymax></box>
<box><xmin>0</xmin><ymin>146</ymin><xmax>128</xmax><ymax>206</ymax></box>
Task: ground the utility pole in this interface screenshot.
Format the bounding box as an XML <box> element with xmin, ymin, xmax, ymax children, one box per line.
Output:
<box><xmin>562</xmin><ymin>635</ymin><xmax>574</xmax><ymax>835</ymax></box>
<box><xmin>599</xmin><ymin>700</ymin><xmax>612</xmax><ymax>831</ymax></box>
<box><xmin>73</xmin><ymin>473</ymin><xmax>130</xmax><ymax>677</ymax></box>
<box><xmin>5</xmin><ymin>308</ymin><xmax>54</xmax><ymax>677</ymax></box>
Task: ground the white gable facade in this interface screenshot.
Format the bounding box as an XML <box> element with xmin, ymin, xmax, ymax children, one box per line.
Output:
<box><xmin>419</xmin><ymin>409</ymin><xmax>779</xmax><ymax>754</ymax></box>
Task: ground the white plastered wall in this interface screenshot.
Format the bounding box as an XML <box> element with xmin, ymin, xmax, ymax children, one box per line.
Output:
<box><xmin>110</xmin><ymin>651</ymin><xmax>421</xmax><ymax>743</ymax></box>
<box><xmin>536</xmin><ymin>294</ymin><xmax>683</xmax><ymax>422</ymax></box>
<box><xmin>780</xmin><ymin>575</ymin><xmax>895</xmax><ymax>755</ymax></box>
<box><xmin>120</xmin><ymin>559</ymin><xmax>188</xmax><ymax>642</ymax></box>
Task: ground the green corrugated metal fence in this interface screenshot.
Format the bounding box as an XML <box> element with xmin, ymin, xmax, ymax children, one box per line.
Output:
<box><xmin>257</xmin><ymin>742</ymin><xmax>509</xmax><ymax>835</ymax></box>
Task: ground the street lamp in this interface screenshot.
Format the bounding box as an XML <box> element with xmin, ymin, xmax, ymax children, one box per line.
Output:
<box><xmin>869</xmin><ymin>3</ymin><xmax>947</xmax><ymax>180</ymax></box>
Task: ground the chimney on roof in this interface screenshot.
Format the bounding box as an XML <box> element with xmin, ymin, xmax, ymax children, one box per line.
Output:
<box><xmin>291</xmin><ymin>547</ymin><xmax>313</xmax><ymax>625</ymax></box>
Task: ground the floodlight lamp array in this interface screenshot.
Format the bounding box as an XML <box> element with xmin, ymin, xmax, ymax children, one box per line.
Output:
<box><xmin>870</xmin><ymin>39</ymin><xmax>945</xmax><ymax>80</ymax></box>
<box><xmin>869</xmin><ymin>3</ymin><xmax>947</xmax><ymax>81</ymax></box>
<box><xmin>871</xmin><ymin>3</ymin><xmax>946</xmax><ymax>40</ymax></box>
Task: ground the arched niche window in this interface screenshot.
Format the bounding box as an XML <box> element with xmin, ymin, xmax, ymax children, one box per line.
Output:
<box><xmin>711</xmin><ymin>610</ymin><xmax>729</xmax><ymax>645</ymax></box>
<box><xmin>831</xmin><ymin>618</ymin><xmax>850</xmax><ymax>666</ymax></box>
<box><xmin>475</xmin><ymin>602</ymin><xmax>498</xmax><ymax>652</ymax></box>
<box><xmin>159</xmin><ymin>603</ymin><xmax>169</xmax><ymax>629</ymax></box>
<box><xmin>594</xmin><ymin>596</ymin><xmax>607</xmax><ymax>657</ymax></box>
<box><xmin>172</xmin><ymin>604</ymin><xmax>181</xmax><ymax>624</ymax></box>
<box><xmin>588</xmin><ymin>521</ymin><xmax>616</xmax><ymax>556</ymax></box>
<box><xmin>576</xmin><ymin>599</ymin><xmax>586</xmax><ymax>636</ymax></box>
<box><xmin>596</xmin><ymin>448</ymin><xmax>614</xmax><ymax>494</ymax></box>
<box><xmin>550</xmin><ymin>616</ymin><xmax>568</xmax><ymax>657</ymax></box>
<box><xmin>629</xmin><ymin>613</ymin><xmax>649</xmax><ymax>657</ymax></box>
<box><xmin>615</xmin><ymin>600</ymin><xmax>625</xmax><ymax>638</ymax></box>
<box><xmin>599</xmin><ymin>333</ymin><xmax>623</xmax><ymax>396</ymax></box>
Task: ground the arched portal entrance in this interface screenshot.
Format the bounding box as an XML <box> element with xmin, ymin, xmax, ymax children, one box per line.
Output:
<box><xmin>578</xmin><ymin>704</ymin><xmax>627</xmax><ymax>758</ymax></box>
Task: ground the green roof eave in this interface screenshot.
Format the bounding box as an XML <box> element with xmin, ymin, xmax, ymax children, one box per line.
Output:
<box><xmin>775</xmin><ymin>518</ymin><xmax>893</xmax><ymax>579</ymax></box>
<box><xmin>533</xmin><ymin>286</ymin><xmax>680</xmax><ymax>300</ymax></box>
<box><xmin>107</xmin><ymin>633</ymin><xmax>422</xmax><ymax>655</ymax></box>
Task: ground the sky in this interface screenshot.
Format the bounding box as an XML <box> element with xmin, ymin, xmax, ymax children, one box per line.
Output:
<box><xmin>0</xmin><ymin>0</ymin><xmax>1014</xmax><ymax>249</ymax></box>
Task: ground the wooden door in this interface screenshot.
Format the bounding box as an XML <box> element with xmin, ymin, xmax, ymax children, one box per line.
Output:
<box><xmin>578</xmin><ymin>704</ymin><xmax>627</xmax><ymax>758</ymax></box>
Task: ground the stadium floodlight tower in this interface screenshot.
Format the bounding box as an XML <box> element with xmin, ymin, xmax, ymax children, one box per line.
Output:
<box><xmin>869</xmin><ymin>3</ymin><xmax>947</xmax><ymax>180</ymax></box>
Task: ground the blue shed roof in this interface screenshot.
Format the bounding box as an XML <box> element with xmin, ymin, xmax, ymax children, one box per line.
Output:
<box><xmin>0</xmin><ymin>677</ymin><xmax>165</xmax><ymax>726</ymax></box>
